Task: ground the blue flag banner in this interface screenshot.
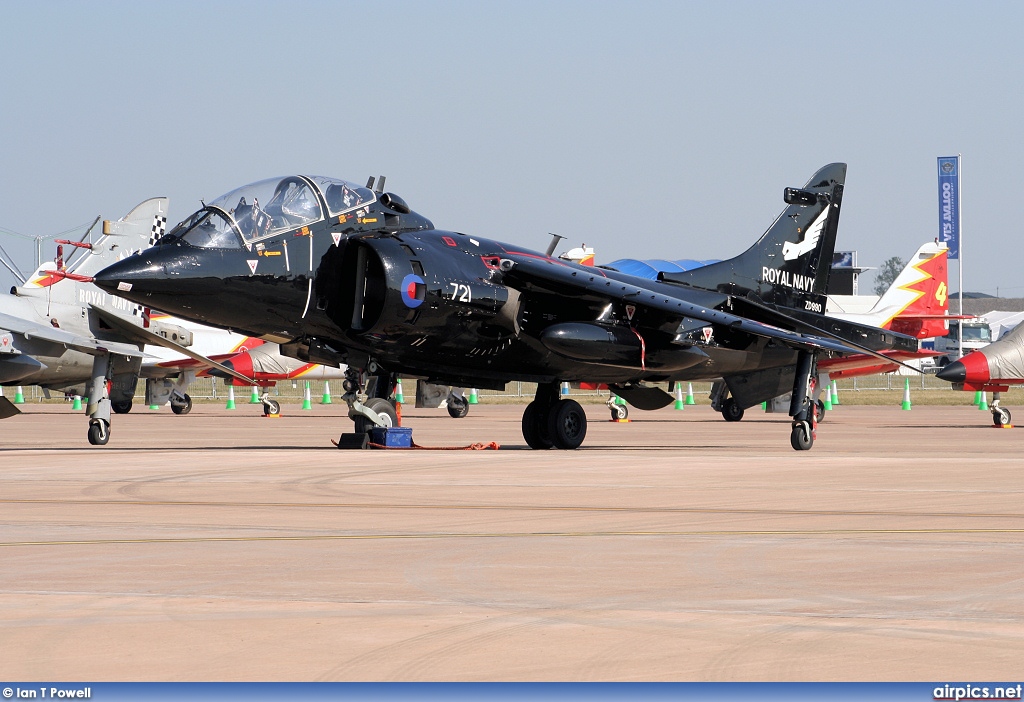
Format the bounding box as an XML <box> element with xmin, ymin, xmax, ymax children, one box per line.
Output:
<box><xmin>937</xmin><ymin>156</ymin><xmax>960</xmax><ymax>259</ymax></box>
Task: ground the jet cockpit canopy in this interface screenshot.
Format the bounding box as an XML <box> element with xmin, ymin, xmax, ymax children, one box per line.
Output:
<box><xmin>162</xmin><ymin>175</ymin><xmax>376</xmax><ymax>250</ymax></box>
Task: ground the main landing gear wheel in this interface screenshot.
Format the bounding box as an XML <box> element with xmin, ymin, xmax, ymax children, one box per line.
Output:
<box><xmin>790</xmin><ymin>421</ymin><xmax>813</xmax><ymax>451</ymax></box>
<box><xmin>262</xmin><ymin>398</ymin><xmax>281</xmax><ymax>416</ymax></box>
<box><xmin>993</xmin><ymin>407</ymin><xmax>1012</xmax><ymax>426</ymax></box>
<box><xmin>112</xmin><ymin>398</ymin><xmax>133</xmax><ymax>414</ymax></box>
<box><xmin>721</xmin><ymin>398</ymin><xmax>744</xmax><ymax>422</ymax></box>
<box><xmin>610</xmin><ymin>403</ymin><xmax>628</xmax><ymax>421</ymax></box>
<box><xmin>522</xmin><ymin>400</ymin><xmax>554</xmax><ymax>450</ymax></box>
<box><xmin>815</xmin><ymin>399</ymin><xmax>826</xmax><ymax>423</ymax></box>
<box><xmin>170</xmin><ymin>394</ymin><xmax>192</xmax><ymax>415</ymax></box>
<box><xmin>447</xmin><ymin>396</ymin><xmax>470</xmax><ymax>418</ymax></box>
<box><xmin>87</xmin><ymin>419</ymin><xmax>110</xmax><ymax>446</ymax></box>
<box><xmin>548</xmin><ymin>399</ymin><xmax>587</xmax><ymax>450</ymax></box>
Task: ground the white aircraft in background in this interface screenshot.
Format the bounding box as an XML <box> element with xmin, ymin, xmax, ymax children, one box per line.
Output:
<box><xmin>139</xmin><ymin>314</ymin><xmax>349</xmax><ymax>415</ymax></box>
<box><xmin>0</xmin><ymin>197</ymin><xmax>193</xmax><ymax>444</ymax></box>
<box><xmin>2</xmin><ymin>197</ymin><xmax>349</xmax><ymax>423</ymax></box>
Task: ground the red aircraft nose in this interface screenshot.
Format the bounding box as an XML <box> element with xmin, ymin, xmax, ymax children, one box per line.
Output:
<box><xmin>222</xmin><ymin>351</ymin><xmax>255</xmax><ymax>378</ymax></box>
<box><xmin>936</xmin><ymin>352</ymin><xmax>990</xmax><ymax>384</ymax></box>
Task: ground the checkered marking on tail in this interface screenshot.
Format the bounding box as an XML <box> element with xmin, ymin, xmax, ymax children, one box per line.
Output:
<box><xmin>150</xmin><ymin>214</ymin><xmax>167</xmax><ymax>246</ymax></box>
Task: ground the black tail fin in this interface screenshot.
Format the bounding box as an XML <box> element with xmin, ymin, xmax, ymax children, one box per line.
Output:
<box><xmin>659</xmin><ymin>162</ymin><xmax>845</xmax><ymax>313</ymax></box>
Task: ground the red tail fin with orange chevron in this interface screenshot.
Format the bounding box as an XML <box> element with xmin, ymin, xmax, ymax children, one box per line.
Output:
<box><xmin>831</xmin><ymin>241</ymin><xmax>961</xmax><ymax>340</ymax></box>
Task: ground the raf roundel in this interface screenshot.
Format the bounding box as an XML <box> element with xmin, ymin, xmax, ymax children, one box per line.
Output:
<box><xmin>401</xmin><ymin>273</ymin><xmax>426</xmax><ymax>308</ymax></box>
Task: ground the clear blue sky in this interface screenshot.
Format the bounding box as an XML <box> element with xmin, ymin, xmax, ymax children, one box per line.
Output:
<box><xmin>1</xmin><ymin>0</ymin><xmax>1020</xmax><ymax>296</ymax></box>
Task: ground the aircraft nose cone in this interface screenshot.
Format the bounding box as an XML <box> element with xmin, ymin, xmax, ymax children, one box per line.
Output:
<box><xmin>93</xmin><ymin>256</ymin><xmax>165</xmax><ymax>298</ymax></box>
<box><xmin>208</xmin><ymin>353</ymin><xmax>254</xmax><ymax>381</ymax></box>
<box><xmin>224</xmin><ymin>352</ymin><xmax>254</xmax><ymax>377</ymax></box>
<box><xmin>936</xmin><ymin>360</ymin><xmax>966</xmax><ymax>383</ymax></box>
<box><xmin>935</xmin><ymin>351</ymin><xmax>991</xmax><ymax>385</ymax></box>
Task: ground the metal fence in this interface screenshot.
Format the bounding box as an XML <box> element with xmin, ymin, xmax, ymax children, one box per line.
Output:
<box><xmin>2</xmin><ymin>371</ymin><xmax>959</xmax><ymax>406</ymax></box>
<box><xmin>5</xmin><ymin>377</ymin><xmax>303</xmax><ymax>404</ymax></box>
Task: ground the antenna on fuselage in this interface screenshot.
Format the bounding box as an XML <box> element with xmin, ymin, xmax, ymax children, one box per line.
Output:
<box><xmin>375</xmin><ymin>176</ymin><xmax>386</xmax><ymax>194</ymax></box>
<box><xmin>545</xmin><ymin>233</ymin><xmax>566</xmax><ymax>257</ymax></box>
<box><xmin>365</xmin><ymin>176</ymin><xmax>375</xmax><ymax>189</ymax></box>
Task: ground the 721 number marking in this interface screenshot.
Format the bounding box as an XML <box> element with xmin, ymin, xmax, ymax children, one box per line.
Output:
<box><xmin>448</xmin><ymin>282</ymin><xmax>472</xmax><ymax>303</ymax></box>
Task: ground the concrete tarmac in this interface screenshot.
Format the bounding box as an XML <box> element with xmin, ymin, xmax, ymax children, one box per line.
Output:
<box><xmin>1</xmin><ymin>401</ymin><xmax>1022</xmax><ymax>681</ymax></box>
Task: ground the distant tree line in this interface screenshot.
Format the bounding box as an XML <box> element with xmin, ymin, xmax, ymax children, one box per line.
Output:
<box><xmin>873</xmin><ymin>256</ymin><xmax>904</xmax><ymax>296</ymax></box>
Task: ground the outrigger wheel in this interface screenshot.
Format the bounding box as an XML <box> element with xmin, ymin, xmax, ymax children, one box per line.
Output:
<box><xmin>447</xmin><ymin>393</ymin><xmax>470</xmax><ymax>418</ymax></box>
<box><xmin>87</xmin><ymin>419</ymin><xmax>110</xmax><ymax>446</ymax></box>
<box><xmin>721</xmin><ymin>397</ymin><xmax>744</xmax><ymax>422</ymax></box>
<box><xmin>788</xmin><ymin>349</ymin><xmax>817</xmax><ymax>451</ymax></box>
<box><xmin>790</xmin><ymin>421</ymin><xmax>813</xmax><ymax>450</ymax></box>
<box><xmin>86</xmin><ymin>356</ymin><xmax>113</xmax><ymax>447</ymax></box>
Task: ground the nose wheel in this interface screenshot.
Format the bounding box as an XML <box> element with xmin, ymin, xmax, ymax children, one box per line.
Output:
<box><xmin>170</xmin><ymin>393</ymin><xmax>192</xmax><ymax>415</ymax></box>
<box><xmin>261</xmin><ymin>395</ymin><xmax>281</xmax><ymax>416</ymax></box>
<box><xmin>609</xmin><ymin>402</ymin><xmax>628</xmax><ymax>421</ymax></box>
<box><xmin>353</xmin><ymin>397</ymin><xmax>398</xmax><ymax>433</ymax></box>
<box><xmin>337</xmin><ymin>367</ymin><xmax>403</xmax><ymax>447</ymax></box>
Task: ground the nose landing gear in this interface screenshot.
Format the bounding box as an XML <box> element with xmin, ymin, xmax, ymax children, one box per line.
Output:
<box><xmin>259</xmin><ymin>393</ymin><xmax>281</xmax><ymax>416</ymax></box>
<box><xmin>336</xmin><ymin>365</ymin><xmax>400</xmax><ymax>448</ymax></box>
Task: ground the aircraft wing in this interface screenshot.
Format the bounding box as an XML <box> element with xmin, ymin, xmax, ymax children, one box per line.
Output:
<box><xmin>140</xmin><ymin>352</ymin><xmax>242</xmax><ymax>378</ymax></box>
<box><xmin>0</xmin><ymin>310</ymin><xmax>144</xmax><ymax>358</ymax></box>
<box><xmin>891</xmin><ymin>313</ymin><xmax>974</xmax><ymax>320</ymax></box>
<box><xmin>90</xmin><ymin>305</ymin><xmax>257</xmax><ymax>385</ymax></box>
<box><xmin>499</xmin><ymin>255</ymin><xmax>900</xmax><ymax>361</ymax></box>
<box><xmin>819</xmin><ymin>350</ymin><xmax>941</xmax><ymax>379</ymax></box>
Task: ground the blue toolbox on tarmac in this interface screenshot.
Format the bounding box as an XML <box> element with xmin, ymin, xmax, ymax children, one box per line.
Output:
<box><xmin>369</xmin><ymin>427</ymin><xmax>414</xmax><ymax>448</ymax></box>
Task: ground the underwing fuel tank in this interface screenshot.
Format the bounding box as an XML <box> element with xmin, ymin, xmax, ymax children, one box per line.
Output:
<box><xmin>539</xmin><ymin>322</ymin><xmax>708</xmax><ymax>371</ymax></box>
<box><xmin>0</xmin><ymin>353</ymin><xmax>47</xmax><ymax>383</ymax></box>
